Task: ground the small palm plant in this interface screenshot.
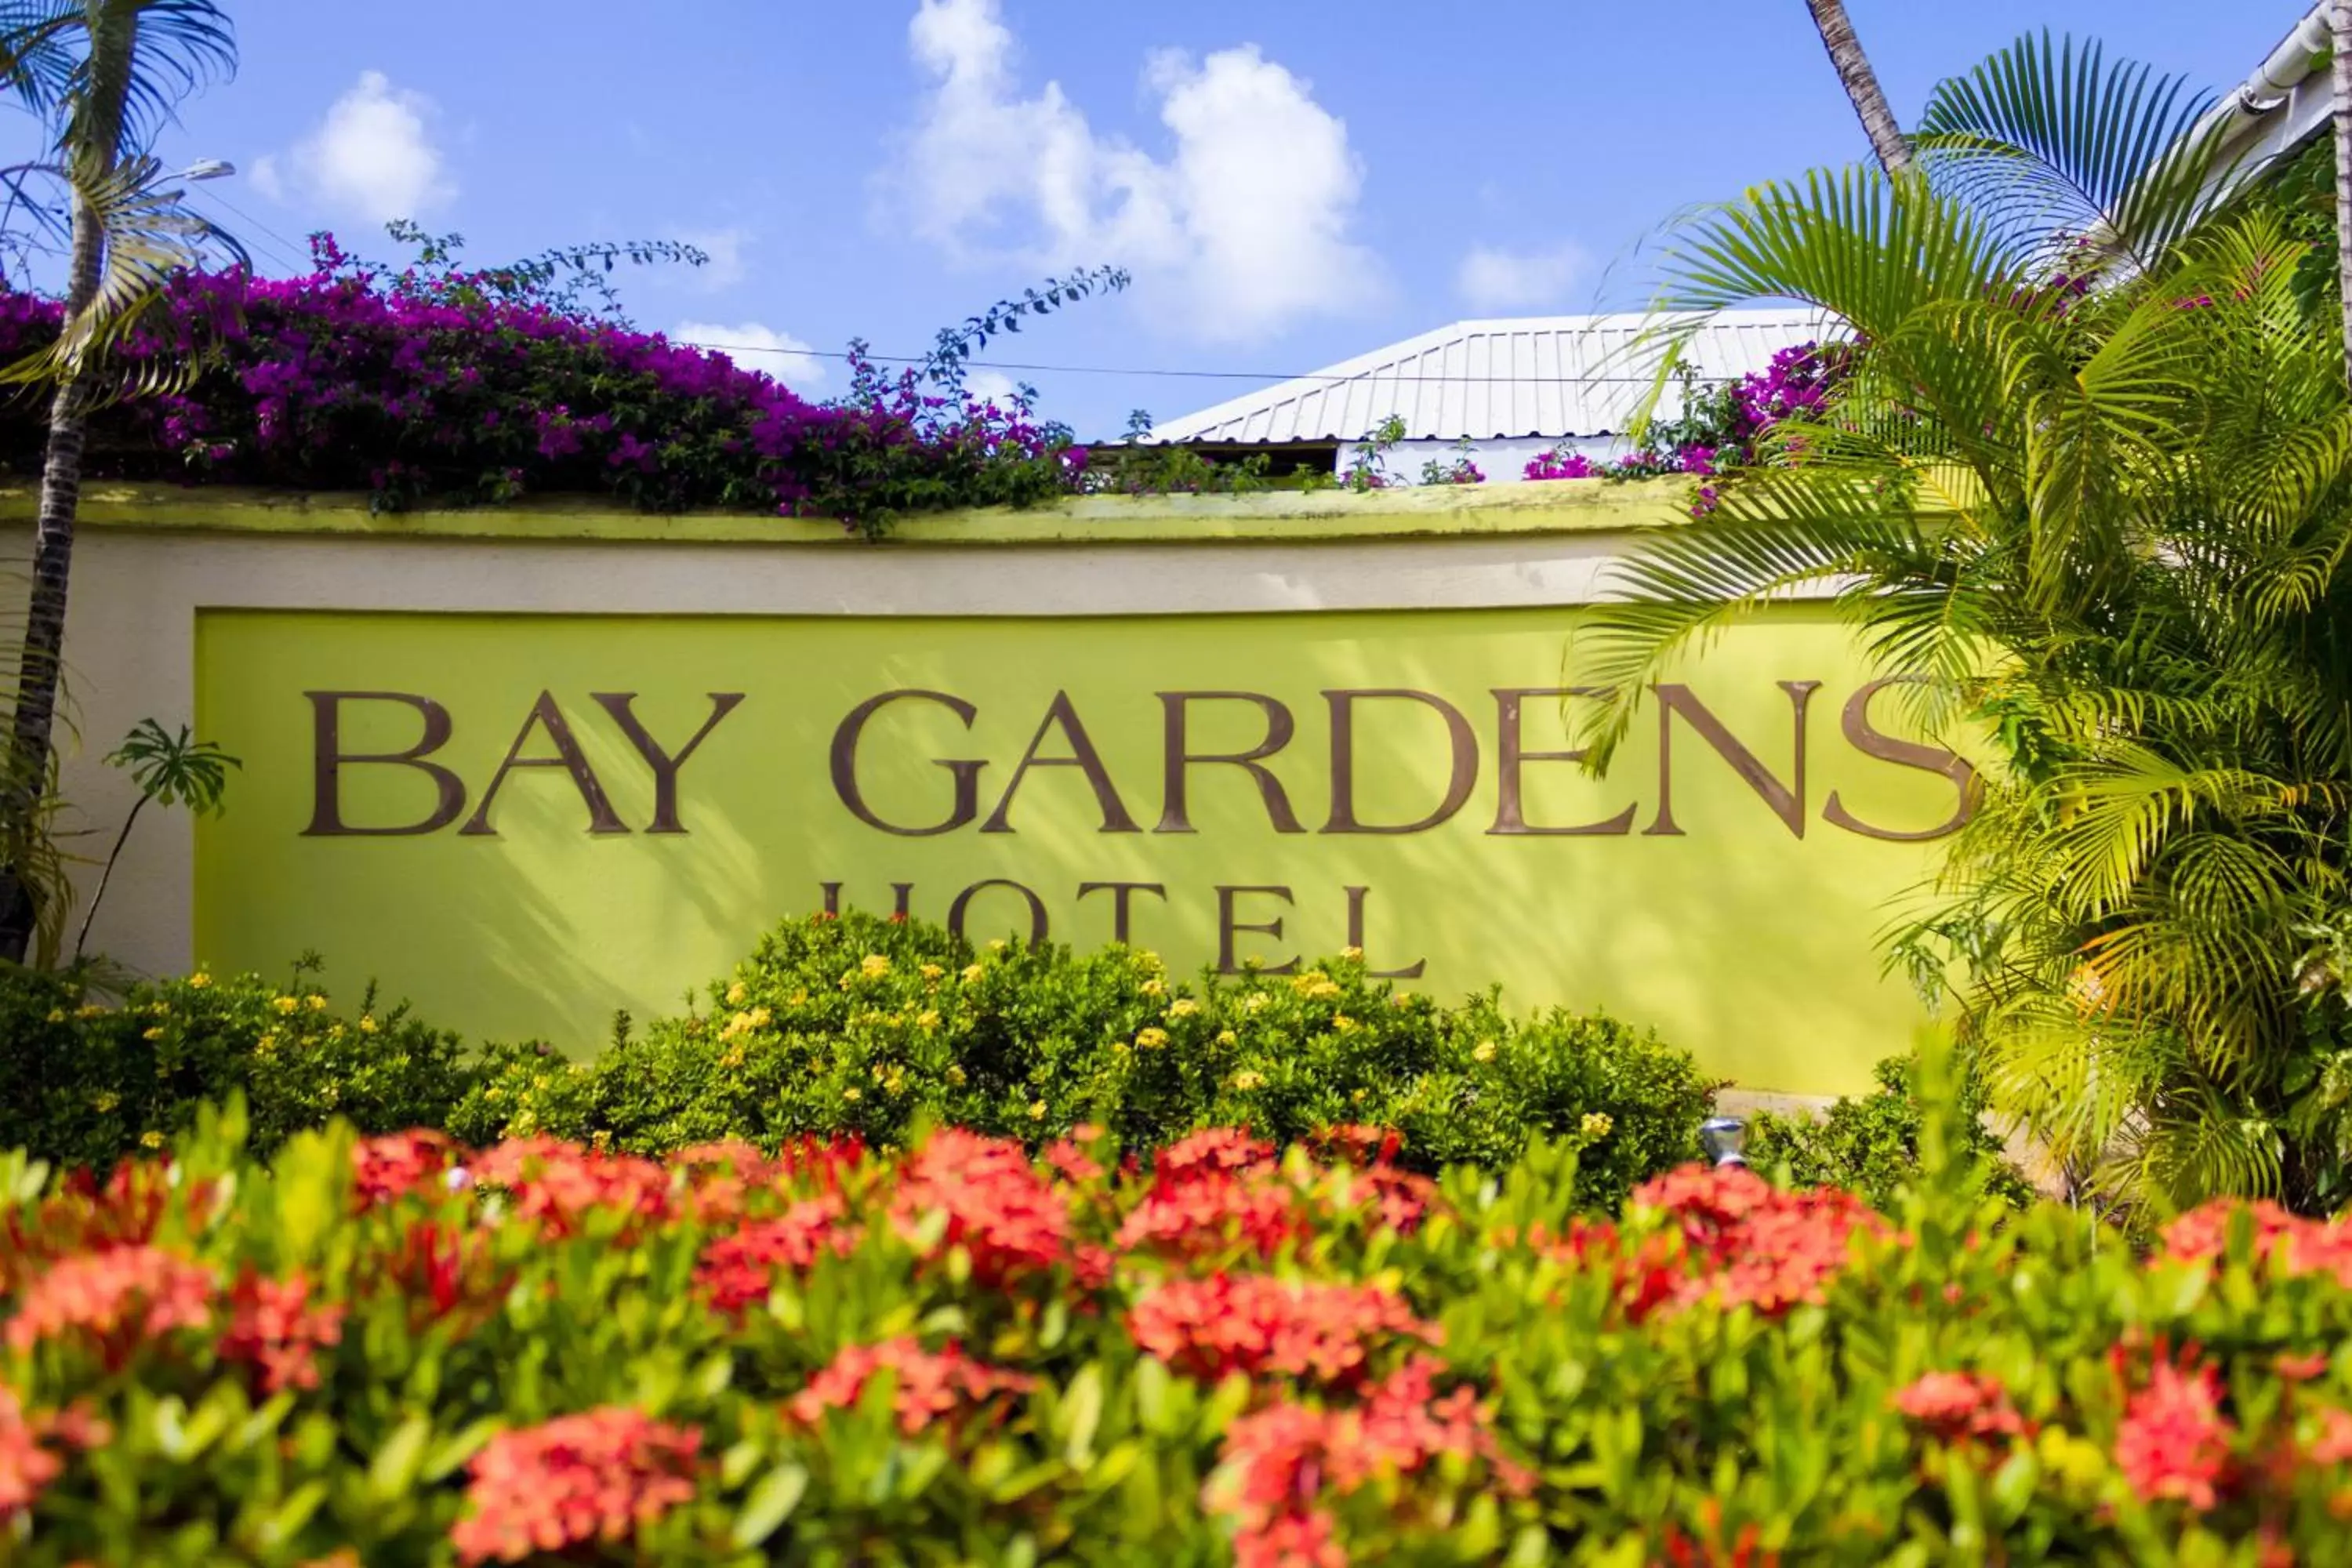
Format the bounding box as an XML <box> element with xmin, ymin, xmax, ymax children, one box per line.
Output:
<box><xmin>74</xmin><ymin>716</ymin><xmax>234</xmax><ymax>960</ymax></box>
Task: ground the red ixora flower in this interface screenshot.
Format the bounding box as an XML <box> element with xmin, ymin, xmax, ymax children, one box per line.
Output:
<box><xmin>1891</xmin><ymin>1370</ymin><xmax>2027</xmax><ymax>1443</ymax></box>
<box><xmin>470</xmin><ymin>1138</ymin><xmax>673</xmax><ymax>1240</ymax></box>
<box><xmin>2305</xmin><ymin>1406</ymin><xmax>2352</xmax><ymax>1465</ymax></box>
<box><xmin>889</xmin><ymin>1130</ymin><xmax>1073</xmax><ymax>1286</ymax></box>
<box><xmin>1581</xmin><ymin>1164</ymin><xmax>1886</xmax><ymax>1321</ymax></box>
<box><xmin>2160</xmin><ymin>1200</ymin><xmax>2352</xmax><ymax>1290</ymax></box>
<box><xmin>0</xmin><ymin>1385</ymin><xmax>109</xmax><ymax>1519</ymax></box>
<box><xmin>351</xmin><ymin>1129</ymin><xmax>466</xmax><ymax>1210</ymax></box>
<box><xmin>788</xmin><ymin>1338</ymin><xmax>1033</xmax><ymax>1435</ymax></box>
<box><xmin>2114</xmin><ymin>1354</ymin><xmax>2235</xmax><ymax>1511</ymax></box>
<box><xmin>448</xmin><ymin>1406</ymin><xmax>701</xmax><ymax>1566</ymax></box>
<box><xmin>1127</xmin><ymin>1274</ymin><xmax>1438</xmax><ymax>1389</ymax></box>
<box><xmin>218</xmin><ymin>1269</ymin><xmax>346</xmax><ymax>1393</ymax></box>
<box><xmin>1206</xmin><ymin>1356</ymin><xmax>1528</xmax><ymax>1568</ymax></box>
<box><xmin>691</xmin><ymin>1196</ymin><xmax>856</xmax><ymax>1317</ymax></box>
<box><xmin>5</xmin><ymin>1244</ymin><xmax>215</xmax><ymax>1367</ymax></box>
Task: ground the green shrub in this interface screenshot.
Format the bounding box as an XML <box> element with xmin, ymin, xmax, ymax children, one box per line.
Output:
<box><xmin>0</xmin><ymin>964</ymin><xmax>472</xmax><ymax>1171</ymax></box>
<box><xmin>445</xmin><ymin>910</ymin><xmax>1713</xmax><ymax>1208</ymax></box>
<box><xmin>1745</xmin><ymin>1051</ymin><xmax>2038</xmax><ymax>1210</ymax></box>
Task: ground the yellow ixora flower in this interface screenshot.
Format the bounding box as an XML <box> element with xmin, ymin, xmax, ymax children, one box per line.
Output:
<box><xmin>305</xmin><ymin>995</ymin><xmax>328</xmax><ymax>1012</ymax></box>
<box><xmin>142</xmin><ymin>1026</ymin><xmax>165</xmax><ymax>1042</ymax></box>
<box><xmin>1135</xmin><ymin>1027</ymin><xmax>1169</xmax><ymax>1050</ymax></box>
<box><xmin>724</xmin><ymin>981</ymin><xmax>748</xmax><ymax>1006</ymax></box>
<box><xmin>843</xmin><ymin>1087</ymin><xmax>862</xmax><ymax>1103</ymax></box>
<box><xmin>1471</xmin><ymin>1041</ymin><xmax>1497</xmax><ymax>1064</ymax></box>
<box><xmin>1139</xmin><ymin>978</ymin><xmax>1167</xmax><ymax>998</ymax></box>
<box><xmin>1330</xmin><ymin>1014</ymin><xmax>1357</xmax><ymax>1033</ymax></box>
<box><xmin>1243</xmin><ymin>993</ymin><xmax>1271</xmax><ymax>1014</ymax></box>
<box><xmin>916</xmin><ymin>1011</ymin><xmax>941</xmax><ymax>1030</ymax></box>
<box><xmin>1341</xmin><ymin>946</ymin><xmax>1365</xmax><ymax>963</ymax></box>
<box><xmin>1215</xmin><ymin>1029</ymin><xmax>1238</xmax><ymax>1047</ymax></box>
<box><xmin>946</xmin><ymin>1064</ymin><xmax>967</xmax><ymax>1086</ymax></box>
<box><xmin>1580</xmin><ymin>1112</ymin><xmax>1614</xmax><ymax>1140</ymax></box>
<box><xmin>139</xmin><ymin>1131</ymin><xmax>164</xmax><ymax>1150</ymax></box>
<box><xmin>920</xmin><ymin>964</ymin><xmax>944</xmax><ymax>982</ymax></box>
<box><xmin>358</xmin><ymin>1015</ymin><xmax>378</xmax><ymax>1035</ymax></box>
<box><xmin>1167</xmin><ymin>998</ymin><xmax>1199</xmax><ymax>1018</ymax></box>
<box><xmin>272</xmin><ymin>996</ymin><xmax>300</xmax><ymax>1015</ymax></box>
<box><xmin>1231</xmin><ymin>1071</ymin><xmax>1265</xmax><ymax>1091</ymax></box>
<box><xmin>186</xmin><ymin>971</ymin><xmax>212</xmax><ymax>989</ymax></box>
<box><xmin>961</xmin><ymin>964</ymin><xmax>986</xmax><ymax>985</ymax></box>
<box><xmin>44</xmin><ymin>1009</ymin><xmax>63</xmax><ymax>1024</ymax></box>
<box><xmin>860</xmin><ymin>954</ymin><xmax>892</xmax><ymax>978</ymax></box>
<box><xmin>91</xmin><ymin>1091</ymin><xmax>118</xmax><ymax>1114</ymax></box>
<box><xmin>1028</xmin><ymin>1100</ymin><xmax>1048</xmax><ymax>1120</ymax></box>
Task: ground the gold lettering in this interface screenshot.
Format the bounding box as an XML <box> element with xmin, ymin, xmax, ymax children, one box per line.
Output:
<box><xmin>829</xmin><ymin>690</ymin><xmax>983</xmax><ymax>837</ymax></box>
<box><xmin>1823</xmin><ymin>677</ymin><xmax>1980</xmax><ymax>840</ymax></box>
<box><xmin>982</xmin><ymin>691</ymin><xmax>1140</xmax><ymax>833</ymax></box>
<box><xmin>946</xmin><ymin>879</ymin><xmax>1049</xmax><ymax>946</ymax></box>
<box><xmin>1344</xmin><ymin>885</ymin><xmax>1426</xmax><ymax>978</ymax></box>
<box><xmin>459</xmin><ymin>691</ymin><xmax>627</xmax><ymax>837</ymax></box>
<box><xmin>1321</xmin><ymin>689</ymin><xmax>1479</xmax><ymax>834</ymax></box>
<box><xmin>1156</xmin><ymin>691</ymin><xmax>1302</xmax><ymax>833</ymax></box>
<box><xmin>1077</xmin><ymin>880</ymin><xmax>1168</xmax><ymax>945</ymax></box>
<box><xmin>1646</xmin><ymin>681</ymin><xmax>1820</xmax><ymax>838</ymax></box>
<box><xmin>1487</xmin><ymin>688</ymin><xmax>1636</xmax><ymax>836</ymax></box>
<box><xmin>1216</xmin><ymin>884</ymin><xmax>1298</xmax><ymax>975</ymax></box>
<box><xmin>302</xmin><ymin>691</ymin><xmax>466</xmax><ymax>837</ymax></box>
<box><xmin>591</xmin><ymin>692</ymin><xmax>744</xmax><ymax>834</ymax></box>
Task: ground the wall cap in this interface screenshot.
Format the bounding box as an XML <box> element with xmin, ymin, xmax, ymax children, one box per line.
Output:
<box><xmin>0</xmin><ymin>477</ymin><xmax>1695</xmax><ymax>546</ymax></box>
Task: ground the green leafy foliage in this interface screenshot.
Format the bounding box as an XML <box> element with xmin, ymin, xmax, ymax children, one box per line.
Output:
<box><xmin>6</xmin><ymin>1047</ymin><xmax>2352</xmax><ymax>1563</ymax></box>
<box><xmin>0</xmin><ymin>965</ymin><xmax>472</xmax><ymax>1172</ymax></box>
<box><xmin>445</xmin><ymin>911</ymin><xmax>1711</xmax><ymax>1210</ymax></box>
<box><xmin>1578</xmin><ymin>31</ymin><xmax>2352</xmax><ymax>1212</ymax></box>
<box><xmin>1746</xmin><ymin>1051</ymin><xmax>2038</xmax><ymax>1212</ymax></box>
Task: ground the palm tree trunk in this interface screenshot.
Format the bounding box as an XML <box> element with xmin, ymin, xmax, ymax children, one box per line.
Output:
<box><xmin>2333</xmin><ymin>0</ymin><xmax>2352</xmax><ymax>390</ymax></box>
<box><xmin>0</xmin><ymin>188</ymin><xmax>101</xmax><ymax>962</ymax></box>
<box><xmin>1803</xmin><ymin>0</ymin><xmax>1912</xmax><ymax>177</ymax></box>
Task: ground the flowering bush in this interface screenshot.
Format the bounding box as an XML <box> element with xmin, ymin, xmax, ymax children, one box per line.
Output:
<box><xmin>7</xmin><ymin>1083</ymin><xmax>2352</xmax><ymax>1563</ymax></box>
<box><xmin>447</xmin><ymin>910</ymin><xmax>1712</xmax><ymax>1208</ymax></box>
<box><xmin>0</xmin><ymin>238</ymin><xmax>1089</xmax><ymax>534</ymax></box>
<box><xmin>1522</xmin><ymin>343</ymin><xmax>1849</xmax><ymax>510</ymax></box>
<box><xmin>0</xmin><ymin>964</ymin><xmax>470</xmax><ymax>1174</ymax></box>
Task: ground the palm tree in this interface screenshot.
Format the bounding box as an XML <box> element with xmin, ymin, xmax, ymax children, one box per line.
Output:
<box><xmin>1802</xmin><ymin>0</ymin><xmax>1911</xmax><ymax>177</ymax></box>
<box><xmin>1579</xmin><ymin>34</ymin><xmax>2343</xmax><ymax>1210</ymax></box>
<box><xmin>2333</xmin><ymin>0</ymin><xmax>2352</xmax><ymax>385</ymax></box>
<box><xmin>0</xmin><ymin>0</ymin><xmax>235</xmax><ymax>963</ymax></box>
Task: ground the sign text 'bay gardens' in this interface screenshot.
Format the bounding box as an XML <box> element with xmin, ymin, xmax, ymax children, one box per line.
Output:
<box><xmin>295</xmin><ymin>676</ymin><xmax>1976</xmax><ymax>974</ymax></box>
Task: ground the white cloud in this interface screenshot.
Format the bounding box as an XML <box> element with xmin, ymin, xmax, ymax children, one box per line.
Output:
<box><xmin>962</xmin><ymin>368</ymin><xmax>1020</xmax><ymax>405</ymax></box>
<box><xmin>261</xmin><ymin>71</ymin><xmax>452</xmax><ymax>223</ymax></box>
<box><xmin>671</xmin><ymin>321</ymin><xmax>827</xmax><ymax>393</ymax></box>
<box><xmin>892</xmin><ymin>0</ymin><xmax>1380</xmax><ymax>340</ymax></box>
<box><xmin>1456</xmin><ymin>242</ymin><xmax>1588</xmax><ymax>312</ymax></box>
<box><xmin>675</xmin><ymin>227</ymin><xmax>750</xmax><ymax>290</ymax></box>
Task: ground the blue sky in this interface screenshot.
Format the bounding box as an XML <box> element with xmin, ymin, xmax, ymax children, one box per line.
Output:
<box><xmin>90</xmin><ymin>0</ymin><xmax>2322</xmax><ymax>437</ymax></box>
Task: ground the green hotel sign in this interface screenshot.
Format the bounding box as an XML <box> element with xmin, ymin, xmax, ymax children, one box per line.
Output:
<box><xmin>194</xmin><ymin>603</ymin><xmax>1969</xmax><ymax>1094</ymax></box>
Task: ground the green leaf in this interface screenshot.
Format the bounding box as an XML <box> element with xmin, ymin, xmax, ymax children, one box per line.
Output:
<box><xmin>731</xmin><ymin>1462</ymin><xmax>808</xmax><ymax>1549</ymax></box>
<box><xmin>368</xmin><ymin>1414</ymin><xmax>434</xmax><ymax>1501</ymax></box>
<box><xmin>1058</xmin><ymin>1363</ymin><xmax>1103</xmax><ymax>1465</ymax></box>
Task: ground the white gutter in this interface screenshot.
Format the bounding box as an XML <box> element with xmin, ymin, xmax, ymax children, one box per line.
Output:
<box><xmin>2196</xmin><ymin>5</ymin><xmax>2332</xmax><ymax>172</ymax></box>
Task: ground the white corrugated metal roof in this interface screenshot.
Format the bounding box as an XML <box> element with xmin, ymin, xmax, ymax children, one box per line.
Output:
<box><xmin>1150</xmin><ymin>309</ymin><xmax>1835</xmax><ymax>445</ymax></box>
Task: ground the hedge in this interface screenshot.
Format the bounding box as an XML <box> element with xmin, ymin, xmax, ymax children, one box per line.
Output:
<box><xmin>446</xmin><ymin>912</ymin><xmax>1713</xmax><ymax>1209</ymax></box>
<box><xmin>2</xmin><ymin>1069</ymin><xmax>2348</xmax><ymax>1564</ymax></box>
<box><xmin>0</xmin><ymin>912</ymin><xmax>1715</xmax><ymax>1211</ymax></box>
